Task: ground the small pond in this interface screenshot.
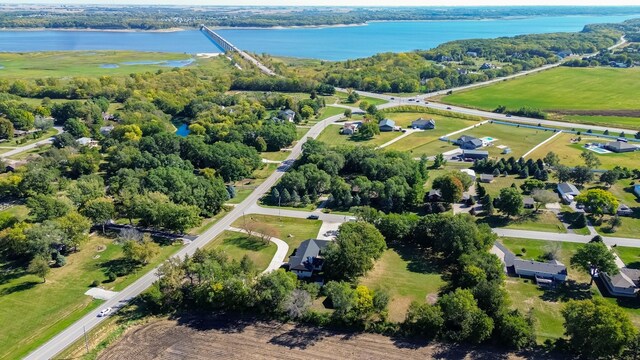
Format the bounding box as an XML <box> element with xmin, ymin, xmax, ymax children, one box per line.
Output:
<box><xmin>100</xmin><ymin>64</ymin><xmax>119</xmax><ymax>69</ymax></box>
<box><xmin>175</xmin><ymin>123</ymin><xmax>190</xmax><ymax>137</ymax></box>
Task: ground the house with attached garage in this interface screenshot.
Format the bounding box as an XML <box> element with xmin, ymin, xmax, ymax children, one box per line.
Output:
<box><xmin>411</xmin><ymin>118</ymin><xmax>436</xmax><ymax>130</ymax></box>
<box><xmin>277</xmin><ymin>109</ymin><xmax>296</xmax><ymax>122</ymax></box>
<box><xmin>457</xmin><ymin>135</ymin><xmax>484</xmax><ymax>150</ymax></box>
<box><xmin>492</xmin><ymin>242</ymin><xmax>568</xmax><ymax>285</ymax></box>
<box><xmin>600</xmin><ymin>268</ymin><xmax>640</xmax><ymax>298</ymax></box>
<box><xmin>378</xmin><ymin>119</ymin><xmax>396</xmax><ymax>132</ymax></box>
<box><xmin>288</xmin><ymin>239</ymin><xmax>332</xmax><ymax>278</ymax></box>
<box><xmin>557</xmin><ymin>182</ymin><xmax>580</xmax><ymax>204</ymax></box>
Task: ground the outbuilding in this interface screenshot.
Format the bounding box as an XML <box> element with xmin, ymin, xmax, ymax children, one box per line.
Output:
<box><xmin>378</xmin><ymin>119</ymin><xmax>396</xmax><ymax>132</ymax></box>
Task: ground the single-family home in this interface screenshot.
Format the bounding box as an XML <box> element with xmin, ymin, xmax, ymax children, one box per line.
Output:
<box><xmin>600</xmin><ymin>268</ymin><xmax>640</xmax><ymax>298</ymax></box>
<box><xmin>99</xmin><ymin>125</ymin><xmax>114</xmax><ymax>135</ymax></box>
<box><xmin>411</xmin><ymin>118</ymin><xmax>436</xmax><ymax>130</ymax></box>
<box><xmin>76</xmin><ymin>137</ymin><xmax>99</xmax><ymax>147</ymax></box>
<box><xmin>557</xmin><ymin>182</ymin><xmax>580</xmax><ymax>204</ymax></box>
<box><xmin>288</xmin><ymin>239</ymin><xmax>332</xmax><ymax>278</ymax></box>
<box><xmin>460</xmin><ymin>168</ymin><xmax>476</xmax><ymax>182</ymax></box>
<box><xmin>462</xmin><ymin>149</ymin><xmax>489</xmax><ymax>160</ymax></box>
<box><xmin>556</xmin><ymin>50</ymin><xmax>573</xmax><ymax>58</ymax></box>
<box><xmin>634</xmin><ymin>185</ymin><xmax>640</xmax><ymax>198</ymax></box>
<box><xmin>457</xmin><ymin>135</ymin><xmax>484</xmax><ymax>150</ymax></box>
<box><xmin>480</xmin><ymin>62</ymin><xmax>496</xmax><ymax>70</ymax></box>
<box><xmin>492</xmin><ymin>242</ymin><xmax>568</xmax><ymax>285</ymax></box>
<box><xmin>523</xmin><ymin>197</ymin><xmax>535</xmax><ymax>209</ymax></box>
<box><xmin>278</xmin><ymin>109</ymin><xmax>296</xmax><ymax>122</ymax></box>
<box><xmin>617</xmin><ymin>204</ymin><xmax>634</xmax><ymax>216</ymax></box>
<box><xmin>479</xmin><ymin>174</ymin><xmax>494</xmax><ymax>183</ymax></box>
<box><xmin>606</xmin><ymin>141</ymin><xmax>638</xmax><ymax>153</ymax></box>
<box><xmin>466</xmin><ymin>51</ymin><xmax>478</xmax><ymax>57</ymax></box>
<box><xmin>427</xmin><ymin>189</ymin><xmax>442</xmax><ymax>202</ymax></box>
<box><xmin>378</xmin><ymin>119</ymin><xmax>396</xmax><ymax>132</ymax></box>
<box><xmin>341</xmin><ymin>121</ymin><xmax>361</xmax><ymax>135</ymax></box>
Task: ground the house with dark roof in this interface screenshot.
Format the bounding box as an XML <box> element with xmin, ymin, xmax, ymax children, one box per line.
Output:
<box><xmin>617</xmin><ymin>204</ymin><xmax>634</xmax><ymax>216</ymax></box>
<box><xmin>457</xmin><ymin>135</ymin><xmax>484</xmax><ymax>150</ymax></box>
<box><xmin>492</xmin><ymin>242</ymin><xmax>568</xmax><ymax>284</ymax></box>
<box><xmin>427</xmin><ymin>189</ymin><xmax>442</xmax><ymax>202</ymax></box>
<box><xmin>278</xmin><ymin>109</ymin><xmax>296</xmax><ymax>122</ymax></box>
<box><xmin>600</xmin><ymin>268</ymin><xmax>640</xmax><ymax>297</ymax></box>
<box><xmin>288</xmin><ymin>239</ymin><xmax>332</xmax><ymax>278</ymax></box>
<box><xmin>606</xmin><ymin>141</ymin><xmax>638</xmax><ymax>153</ymax></box>
<box><xmin>411</xmin><ymin>118</ymin><xmax>436</xmax><ymax>130</ymax></box>
<box><xmin>557</xmin><ymin>182</ymin><xmax>580</xmax><ymax>204</ymax></box>
<box><xmin>462</xmin><ymin>149</ymin><xmax>489</xmax><ymax>160</ymax></box>
<box><xmin>378</xmin><ymin>119</ymin><xmax>396</xmax><ymax>132</ymax></box>
<box><xmin>341</xmin><ymin>121</ymin><xmax>361</xmax><ymax>135</ymax></box>
<box><xmin>523</xmin><ymin>197</ymin><xmax>535</xmax><ymax>209</ymax></box>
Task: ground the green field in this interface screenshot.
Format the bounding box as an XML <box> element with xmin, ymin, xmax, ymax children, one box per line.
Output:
<box><xmin>231</xmin><ymin>214</ymin><xmax>322</xmax><ymax>257</ymax></box>
<box><xmin>361</xmin><ymin>246</ymin><xmax>444</xmax><ymax>322</ymax></box>
<box><xmin>483</xmin><ymin>211</ymin><xmax>566</xmax><ymax>234</ymax></box>
<box><xmin>527</xmin><ymin>132</ymin><xmax>640</xmax><ymax>170</ymax></box>
<box><xmin>442</xmin><ymin>67</ymin><xmax>640</xmax><ymax>129</ymax></box>
<box><xmin>0</xmin><ymin>234</ymin><xmax>180</xmax><ymax>359</ymax></box>
<box><xmin>384</xmin><ymin>113</ymin><xmax>478</xmax><ymax>156</ymax></box>
<box><xmin>205</xmin><ymin>231</ymin><xmax>277</xmax><ymax>271</ymax></box>
<box><xmin>591</xmin><ymin>181</ymin><xmax>640</xmax><ymax>239</ymax></box>
<box><xmin>0</xmin><ymin>51</ymin><xmax>223</xmax><ymax>78</ymax></box>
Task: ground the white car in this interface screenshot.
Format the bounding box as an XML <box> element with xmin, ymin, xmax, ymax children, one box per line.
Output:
<box><xmin>98</xmin><ymin>307</ymin><xmax>112</xmax><ymax>317</ymax></box>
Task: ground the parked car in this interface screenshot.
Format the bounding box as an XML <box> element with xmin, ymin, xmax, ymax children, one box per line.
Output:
<box><xmin>446</xmin><ymin>106</ymin><xmax>452</xmax><ymax>110</ymax></box>
<box><xmin>401</xmin><ymin>129</ymin><xmax>407</xmax><ymax>133</ymax></box>
<box><xmin>506</xmin><ymin>114</ymin><xmax>512</xmax><ymax>117</ymax></box>
<box><xmin>307</xmin><ymin>214</ymin><xmax>320</xmax><ymax>220</ymax></box>
<box><xmin>409</xmin><ymin>98</ymin><xmax>415</xmax><ymax>102</ymax></box>
<box><xmin>390</xmin><ymin>97</ymin><xmax>395</xmax><ymax>100</ymax></box>
<box><xmin>98</xmin><ymin>307</ymin><xmax>112</xmax><ymax>317</ymax></box>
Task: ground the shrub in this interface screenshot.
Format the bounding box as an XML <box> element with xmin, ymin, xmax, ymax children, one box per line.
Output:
<box><xmin>90</xmin><ymin>280</ymin><xmax>100</xmax><ymax>287</ymax></box>
<box><xmin>107</xmin><ymin>271</ymin><xmax>117</xmax><ymax>282</ymax></box>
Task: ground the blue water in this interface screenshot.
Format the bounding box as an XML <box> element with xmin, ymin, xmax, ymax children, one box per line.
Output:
<box><xmin>175</xmin><ymin>123</ymin><xmax>190</xmax><ymax>137</ymax></box>
<box><xmin>100</xmin><ymin>64</ymin><xmax>119</xmax><ymax>68</ymax></box>
<box><xmin>0</xmin><ymin>14</ymin><xmax>637</xmax><ymax>60</ymax></box>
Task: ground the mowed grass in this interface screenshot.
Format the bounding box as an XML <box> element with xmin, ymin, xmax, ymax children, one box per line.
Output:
<box><xmin>527</xmin><ymin>132</ymin><xmax>640</xmax><ymax>170</ymax></box>
<box><xmin>443</xmin><ymin>67</ymin><xmax>640</xmax><ymax>112</ymax></box>
<box><xmin>230</xmin><ymin>163</ymin><xmax>279</xmax><ymax>205</ymax></box>
<box><xmin>384</xmin><ymin>113</ymin><xmax>478</xmax><ymax>156</ymax></box>
<box><xmin>205</xmin><ymin>231</ymin><xmax>277</xmax><ymax>271</ymax></box>
<box><xmin>0</xmin><ymin>51</ymin><xmax>212</xmax><ymax>78</ymax></box>
<box><xmin>231</xmin><ymin>214</ymin><xmax>322</xmax><ymax>257</ymax></box>
<box><xmin>563</xmin><ymin>115</ymin><xmax>640</xmax><ymax>131</ymax></box>
<box><xmin>458</xmin><ymin>122</ymin><xmax>555</xmax><ymax>158</ymax></box>
<box><xmin>0</xmin><ymin>234</ymin><xmax>181</xmax><ymax>359</ymax></box>
<box><xmin>588</xmin><ymin>181</ymin><xmax>640</xmax><ymax>239</ymax></box>
<box><xmin>316</xmin><ymin>124</ymin><xmax>401</xmax><ymax>148</ymax></box>
<box><xmin>483</xmin><ymin>211</ymin><xmax>566</xmax><ymax>234</ymax></box>
<box><xmin>361</xmin><ymin>246</ymin><xmax>444</xmax><ymax>322</ymax></box>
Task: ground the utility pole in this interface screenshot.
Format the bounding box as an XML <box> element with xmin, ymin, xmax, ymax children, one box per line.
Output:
<box><xmin>83</xmin><ymin>325</ymin><xmax>89</xmax><ymax>354</ymax></box>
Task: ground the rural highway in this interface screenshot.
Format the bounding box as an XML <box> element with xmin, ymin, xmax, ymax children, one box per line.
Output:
<box><xmin>23</xmin><ymin>114</ymin><xmax>344</xmax><ymax>360</ymax></box>
<box><xmin>24</xmin><ymin>35</ymin><xmax>633</xmax><ymax>358</ymax></box>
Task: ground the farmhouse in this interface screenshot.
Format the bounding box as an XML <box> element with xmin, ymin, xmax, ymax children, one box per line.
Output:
<box><xmin>462</xmin><ymin>149</ymin><xmax>489</xmax><ymax>160</ymax></box>
<box><xmin>411</xmin><ymin>118</ymin><xmax>436</xmax><ymax>130</ymax></box>
<box><xmin>457</xmin><ymin>135</ymin><xmax>484</xmax><ymax>150</ymax></box>
<box><xmin>479</xmin><ymin>174</ymin><xmax>494</xmax><ymax>183</ymax></box>
<box><xmin>557</xmin><ymin>182</ymin><xmax>580</xmax><ymax>204</ymax></box>
<box><xmin>492</xmin><ymin>242</ymin><xmax>568</xmax><ymax>284</ymax></box>
<box><xmin>378</xmin><ymin>119</ymin><xmax>396</xmax><ymax>132</ymax></box>
<box><xmin>600</xmin><ymin>268</ymin><xmax>640</xmax><ymax>298</ymax></box>
<box><xmin>605</xmin><ymin>141</ymin><xmax>638</xmax><ymax>153</ymax></box>
<box><xmin>288</xmin><ymin>239</ymin><xmax>332</xmax><ymax>278</ymax></box>
<box><xmin>278</xmin><ymin>109</ymin><xmax>296</xmax><ymax>122</ymax></box>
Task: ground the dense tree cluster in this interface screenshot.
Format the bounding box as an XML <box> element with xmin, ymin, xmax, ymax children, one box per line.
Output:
<box><xmin>268</xmin><ymin>140</ymin><xmax>428</xmax><ymax>212</ymax></box>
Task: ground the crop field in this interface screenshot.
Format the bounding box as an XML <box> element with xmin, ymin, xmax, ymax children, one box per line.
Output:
<box><xmin>442</xmin><ymin>67</ymin><xmax>640</xmax><ymax>129</ymax></box>
<box><xmin>0</xmin><ymin>51</ymin><xmax>228</xmax><ymax>78</ymax></box>
<box><xmin>98</xmin><ymin>317</ymin><xmax>529</xmax><ymax>360</ymax></box>
<box><xmin>527</xmin><ymin>132</ymin><xmax>640</xmax><ymax>170</ymax></box>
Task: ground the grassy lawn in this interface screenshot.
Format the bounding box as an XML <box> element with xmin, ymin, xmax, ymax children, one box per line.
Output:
<box><xmin>0</xmin><ymin>51</ymin><xmax>212</xmax><ymax>78</ymax></box>
<box><xmin>477</xmin><ymin>175</ymin><xmax>528</xmax><ymax>198</ymax></box>
<box><xmin>261</xmin><ymin>150</ymin><xmax>291</xmax><ymax>162</ymax></box>
<box><xmin>361</xmin><ymin>245</ymin><xmax>444</xmax><ymax>322</ymax></box>
<box><xmin>482</xmin><ymin>211</ymin><xmax>566</xmax><ymax>233</ymax></box>
<box><xmin>204</xmin><ymin>230</ymin><xmax>277</xmax><ymax>272</ymax></box>
<box><xmin>229</xmin><ymin>164</ymin><xmax>279</xmax><ymax>205</ymax></box>
<box><xmin>442</xmin><ymin>67</ymin><xmax>640</xmax><ymax>129</ymax></box>
<box><xmin>0</xmin><ymin>205</ymin><xmax>30</xmax><ymax>222</ymax></box>
<box><xmin>188</xmin><ymin>209</ymin><xmax>228</xmax><ymax>236</ymax></box>
<box><xmin>0</xmin><ymin>234</ymin><xmax>181</xmax><ymax>359</ymax></box>
<box><xmin>587</xmin><ymin>181</ymin><xmax>640</xmax><ymax>239</ymax></box>
<box><xmin>231</xmin><ymin>214</ymin><xmax>322</xmax><ymax>257</ymax></box>
<box><xmin>527</xmin><ymin>132</ymin><xmax>640</xmax><ymax>170</ymax></box>
<box><xmin>1</xmin><ymin>128</ymin><xmax>58</xmax><ymax>148</ymax></box>
<box><xmin>295</xmin><ymin>126</ymin><xmax>310</xmax><ymax>140</ymax></box>
<box><xmin>335</xmin><ymin>93</ymin><xmax>388</xmax><ymax>107</ymax></box>
<box><xmin>455</xmin><ymin>122</ymin><xmax>555</xmax><ymax>159</ymax></box>
<box><xmin>315</xmin><ymin>105</ymin><xmax>346</xmax><ymax>121</ymax></box>
<box><xmin>384</xmin><ymin>113</ymin><xmax>478</xmax><ymax>156</ymax></box>
<box><xmin>563</xmin><ymin>115</ymin><xmax>640</xmax><ymax>131</ymax></box>
<box><xmin>316</xmin><ymin>124</ymin><xmax>401</xmax><ymax>148</ymax></box>
<box><xmin>614</xmin><ymin>246</ymin><xmax>640</xmax><ymax>269</ymax></box>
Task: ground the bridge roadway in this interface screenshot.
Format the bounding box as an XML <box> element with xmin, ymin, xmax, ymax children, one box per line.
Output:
<box><xmin>200</xmin><ymin>25</ymin><xmax>277</xmax><ymax>76</ymax></box>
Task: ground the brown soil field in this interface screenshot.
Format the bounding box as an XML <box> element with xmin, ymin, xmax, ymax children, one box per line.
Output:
<box><xmin>99</xmin><ymin>316</ymin><xmax>557</xmax><ymax>360</ymax></box>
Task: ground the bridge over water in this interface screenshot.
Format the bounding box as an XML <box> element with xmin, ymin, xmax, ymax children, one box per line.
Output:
<box><xmin>200</xmin><ymin>25</ymin><xmax>277</xmax><ymax>76</ymax></box>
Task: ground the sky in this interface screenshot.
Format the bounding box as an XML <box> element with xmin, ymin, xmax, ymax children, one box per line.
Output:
<box><xmin>3</xmin><ymin>1</ymin><xmax>640</xmax><ymax>6</ymax></box>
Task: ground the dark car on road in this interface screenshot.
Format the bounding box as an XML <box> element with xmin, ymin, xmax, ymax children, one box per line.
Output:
<box><xmin>307</xmin><ymin>214</ymin><xmax>320</xmax><ymax>220</ymax></box>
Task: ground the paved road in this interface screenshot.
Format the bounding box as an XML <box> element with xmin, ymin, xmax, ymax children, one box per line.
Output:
<box><xmin>493</xmin><ymin>228</ymin><xmax>640</xmax><ymax>248</ymax></box>
<box><xmin>0</xmin><ymin>127</ymin><xmax>63</xmax><ymax>159</ymax></box>
<box><xmin>24</xmin><ymin>113</ymin><xmax>345</xmax><ymax>360</ymax></box>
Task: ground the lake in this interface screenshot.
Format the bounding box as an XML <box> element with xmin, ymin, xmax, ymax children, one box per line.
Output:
<box><xmin>0</xmin><ymin>14</ymin><xmax>638</xmax><ymax>60</ymax></box>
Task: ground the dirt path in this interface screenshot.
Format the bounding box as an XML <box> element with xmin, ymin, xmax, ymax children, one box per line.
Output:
<box><xmin>99</xmin><ymin>316</ymin><xmax>554</xmax><ymax>360</ymax></box>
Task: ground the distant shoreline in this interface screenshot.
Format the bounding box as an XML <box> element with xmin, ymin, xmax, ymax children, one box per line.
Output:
<box><xmin>0</xmin><ymin>27</ymin><xmax>186</xmax><ymax>33</ymax></box>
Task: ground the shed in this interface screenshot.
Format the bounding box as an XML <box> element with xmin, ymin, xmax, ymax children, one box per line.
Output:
<box><xmin>479</xmin><ymin>174</ymin><xmax>494</xmax><ymax>183</ymax></box>
<box><xmin>462</xmin><ymin>149</ymin><xmax>489</xmax><ymax>160</ymax></box>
